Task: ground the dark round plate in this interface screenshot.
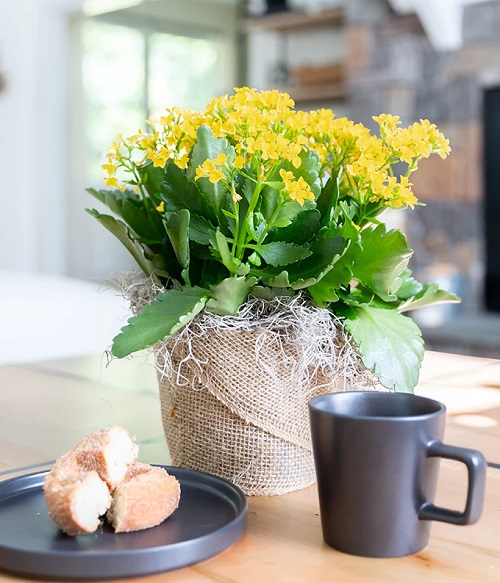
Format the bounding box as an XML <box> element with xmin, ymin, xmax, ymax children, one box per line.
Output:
<box><xmin>0</xmin><ymin>466</ymin><xmax>247</xmax><ymax>580</ymax></box>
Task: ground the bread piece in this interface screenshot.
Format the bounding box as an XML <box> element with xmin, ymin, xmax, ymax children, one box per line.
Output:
<box><xmin>48</xmin><ymin>426</ymin><xmax>139</xmax><ymax>491</ymax></box>
<box><xmin>44</xmin><ymin>427</ymin><xmax>139</xmax><ymax>535</ymax></box>
<box><xmin>43</xmin><ymin>470</ymin><xmax>112</xmax><ymax>536</ymax></box>
<box><xmin>107</xmin><ymin>462</ymin><xmax>181</xmax><ymax>533</ymax></box>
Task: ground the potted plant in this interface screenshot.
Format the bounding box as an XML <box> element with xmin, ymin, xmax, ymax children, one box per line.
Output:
<box><xmin>87</xmin><ymin>87</ymin><xmax>458</xmax><ymax>494</ymax></box>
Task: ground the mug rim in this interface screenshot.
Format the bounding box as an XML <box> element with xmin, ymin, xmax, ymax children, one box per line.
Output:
<box><xmin>308</xmin><ymin>391</ymin><xmax>446</xmax><ymax>421</ymax></box>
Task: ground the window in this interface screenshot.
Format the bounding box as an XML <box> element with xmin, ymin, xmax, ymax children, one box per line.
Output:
<box><xmin>81</xmin><ymin>19</ymin><xmax>224</xmax><ymax>186</ymax></box>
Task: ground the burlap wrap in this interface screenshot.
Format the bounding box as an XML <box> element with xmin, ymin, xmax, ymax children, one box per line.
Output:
<box><xmin>123</xmin><ymin>278</ymin><xmax>373</xmax><ymax>496</ymax></box>
<box><xmin>157</xmin><ymin>328</ymin><xmax>335</xmax><ymax>495</ymax></box>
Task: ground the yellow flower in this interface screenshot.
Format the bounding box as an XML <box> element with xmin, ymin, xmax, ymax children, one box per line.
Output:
<box><xmin>279</xmin><ymin>169</ymin><xmax>294</xmax><ymax>182</ymax></box>
<box><xmin>101</xmin><ymin>163</ymin><xmax>117</xmax><ymax>173</ymax></box>
<box><xmin>231</xmin><ymin>184</ymin><xmax>242</xmax><ymax>202</ymax></box>
<box><xmin>285</xmin><ymin>176</ymin><xmax>314</xmax><ymax>205</ymax></box>
<box><xmin>100</xmin><ymin>87</ymin><xmax>449</xmax><ymax>219</ymax></box>
<box><xmin>213</xmin><ymin>153</ymin><xmax>228</xmax><ymax>166</ymax></box>
<box><xmin>279</xmin><ymin>169</ymin><xmax>314</xmax><ymax>205</ymax></box>
<box><xmin>195</xmin><ymin>154</ymin><xmax>227</xmax><ymax>184</ymax></box>
<box><xmin>156</xmin><ymin>201</ymin><xmax>165</xmax><ymax>213</ymax></box>
<box><xmin>373</xmin><ymin>114</ymin><xmax>401</xmax><ymax>131</ymax></box>
<box><xmin>105</xmin><ymin>176</ymin><xmax>119</xmax><ymax>188</ymax></box>
<box><xmin>233</xmin><ymin>155</ymin><xmax>245</xmax><ymax>169</ymax></box>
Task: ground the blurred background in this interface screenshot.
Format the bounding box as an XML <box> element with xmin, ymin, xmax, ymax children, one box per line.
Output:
<box><xmin>1</xmin><ymin>0</ymin><xmax>500</xmax><ymax>362</ymax></box>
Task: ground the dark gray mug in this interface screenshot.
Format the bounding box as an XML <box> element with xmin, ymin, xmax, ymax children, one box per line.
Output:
<box><xmin>309</xmin><ymin>391</ymin><xmax>486</xmax><ymax>558</ymax></box>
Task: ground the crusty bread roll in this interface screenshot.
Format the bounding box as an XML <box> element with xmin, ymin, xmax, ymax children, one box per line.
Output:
<box><xmin>107</xmin><ymin>462</ymin><xmax>181</xmax><ymax>533</ymax></box>
<box><xmin>44</xmin><ymin>427</ymin><xmax>181</xmax><ymax>536</ymax></box>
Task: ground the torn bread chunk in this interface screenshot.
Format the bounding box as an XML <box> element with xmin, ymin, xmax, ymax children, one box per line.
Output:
<box><xmin>47</xmin><ymin>426</ymin><xmax>139</xmax><ymax>491</ymax></box>
<box><xmin>107</xmin><ymin>462</ymin><xmax>181</xmax><ymax>533</ymax></box>
<box><xmin>43</xmin><ymin>470</ymin><xmax>112</xmax><ymax>536</ymax></box>
<box><xmin>74</xmin><ymin>426</ymin><xmax>139</xmax><ymax>490</ymax></box>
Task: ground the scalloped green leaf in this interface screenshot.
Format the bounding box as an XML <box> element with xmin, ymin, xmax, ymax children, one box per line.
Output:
<box><xmin>161</xmin><ymin>163</ymin><xmax>218</xmax><ymax>226</ymax></box>
<box><xmin>395</xmin><ymin>268</ymin><xmax>423</xmax><ymax>300</ymax></box>
<box><xmin>111</xmin><ymin>287</ymin><xmax>209</xmax><ymax>358</ymax></box>
<box><xmin>206</xmin><ymin>276</ymin><xmax>257</xmax><ymax>316</ymax></box>
<box><xmin>86</xmin><ymin>188</ymin><xmax>164</xmax><ymax>243</ymax></box>
<box><xmin>137</xmin><ymin>162</ymin><xmax>165</xmax><ymax>204</ymax></box>
<box><xmin>308</xmin><ymin>250</ymin><xmax>354</xmax><ymax>306</ymax></box>
<box><xmin>251</xmin><ymin>286</ymin><xmax>295</xmax><ymax>300</ymax></box>
<box><xmin>351</xmin><ymin>224</ymin><xmax>413</xmax><ymax>301</ymax></box>
<box><xmin>259</xmin><ymin>184</ymin><xmax>280</xmax><ymax>223</ymax></box>
<box><xmin>255</xmin><ymin>236</ymin><xmax>347</xmax><ymax>289</ymax></box>
<box><xmin>267</xmin><ymin>209</ymin><xmax>321</xmax><ymax>244</ymax></box>
<box><xmin>343</xmin><ymin>305</ymin><xmax>424</xmax><ymax>393</ymax></box>
<box><xmin>316</xmin><ymin>173</ymin><xmax>340</xmax><ymax>226</ymax></box>
<box><xmin>255</xmin><ymin>241</ymin><xmax>312</xmax><ymax>267</ymax></box>
<box><xmin>398</xmin><ymin>282</ymin><xmax>461</xmax><ymax>313</ymax></box>
<box><xmin>189</xmin><ymin>214</ymin><xmax>216</xmax><ymax>245</ymax></box>
<box><xmin>86</xmin><ymin>209</ymin><xmax>156</xmax><ymax>277</ymax></box>
<box><xmin>165</xmin><ymin>209</ymin><xmax>190</xmax><ymax>285</ymax></box>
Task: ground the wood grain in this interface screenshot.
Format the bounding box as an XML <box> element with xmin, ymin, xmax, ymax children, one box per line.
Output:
<box><xmin>0</xmin><ymin>351</ymin><xmax>499</xmax><ymax>582</ymax></box>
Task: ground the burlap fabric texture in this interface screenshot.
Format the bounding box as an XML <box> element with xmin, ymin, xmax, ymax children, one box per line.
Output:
<box><xmin>126</xmin><ymin>281</ymin><xmax>373</xmax><ymax>496</ymax></box>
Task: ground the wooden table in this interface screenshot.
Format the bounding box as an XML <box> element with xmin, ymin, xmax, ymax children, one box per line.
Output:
<box><xmin>1</xmin><ymin>351</ymin><xmax>499</xmax><ymax>582</ymax></box>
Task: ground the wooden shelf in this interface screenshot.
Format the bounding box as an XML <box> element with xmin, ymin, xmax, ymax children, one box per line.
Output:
<box><xmin>283</xmin><ymin>83</ymin><xmax>347</xmax><ymax>104</ymax></box>
<box><xmin>243</xmin><ymin>6</ymin><xmax>345</xmax><ymax>33</ymax></box>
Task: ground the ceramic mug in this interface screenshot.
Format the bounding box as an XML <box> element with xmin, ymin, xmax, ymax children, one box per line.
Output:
<box><xmin>308</xmin><ymin>391</ymin><xmax>487</xmax><ymax>558</ymax></box>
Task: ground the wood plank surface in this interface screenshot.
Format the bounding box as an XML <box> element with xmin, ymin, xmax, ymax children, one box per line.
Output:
<box><xmin>0</xmin><ymin>351</ymin><xmax>499</xmax><ymax>582</ymax></box>
<box><xmin>0</xmin><ymin>363</ymin><xmax>169</xmax><ymax>474</ymax></box>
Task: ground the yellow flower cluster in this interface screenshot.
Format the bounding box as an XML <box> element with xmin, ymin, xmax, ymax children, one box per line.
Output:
<box><xmin>279</xmin><ymin>169</ymin><xmax>314</xmax><ymax>205</ymax></box>
<box><xmin>195</xmin><ymin>153</ymin><xmax>228</xmax><ymax>184</ymax></box>
<box><xmin>103</xmin><ymin>87</ymin><xmax>450</xmax><ymax>212</ymax></box>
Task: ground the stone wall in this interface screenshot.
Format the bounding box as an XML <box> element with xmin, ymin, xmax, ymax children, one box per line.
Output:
<box><xmin>344</xmin><ymin>0</ymin><xmax>500</xmax><ymax>317</ymax></box>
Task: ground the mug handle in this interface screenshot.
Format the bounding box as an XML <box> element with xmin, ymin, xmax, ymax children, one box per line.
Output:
<box><xmin>418</xmin><ymin>440</ymin><xmax>487</xmax><ymax>525</ymax></box>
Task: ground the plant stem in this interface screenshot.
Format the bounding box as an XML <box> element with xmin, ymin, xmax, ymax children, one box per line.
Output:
<box><xmin>257</xmin><ymin>199</ymin><xmax>283</xmax><ymax>245</ymax></box>
<box><xmin>235</xmin><ymin>176</ymin><xmax>262</xmax><ymax>260</ymax></box>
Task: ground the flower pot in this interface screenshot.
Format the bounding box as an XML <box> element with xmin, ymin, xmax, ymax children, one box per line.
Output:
<box><xmin>149</xmin><ymin>296</ymin><xmax>373</xmax><ymax>496</ymax></box>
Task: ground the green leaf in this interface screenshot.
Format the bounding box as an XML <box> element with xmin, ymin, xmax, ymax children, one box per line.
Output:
<box><xmin>259</xmin><ymin>184</ymin><xmax>279</xmax><ymax>222</ymax></box>
<box><xmin>308</xmin><ymin>247</ymin><xmax>354</xmax><ymax>306</ymax></box>
<box><xmin>396</xmin><ymin>269</ymin><xmax>423</xmax><ymax>300</ymax></box>
<box><xmin>273</xmin><ymin>201</ymin><xmax>309</xmax><ymax>229</ymax></box>
<box><xmin>200</xmin><ymin>260</ymin><xmax>229</xmax><ymax>288</ymax></box>
<box><xmin>316</xmin><ymin>174</ymin><xmax>339</xmax><ymax>226</ymax></box>
<box><xmin>351</xmin><ymin>224</ymin><xmax>413</xmax><ymax>301</ymax></box>
<box><xmin>398</xmin><ymin>283</ymin><xmax>461</xmax><ymax>313</ymax></box>
<box><xmin>248</xmin><ymin>212</ymin><xmax>266</xmax><ymax>241</ymax></box>
<box><xmin>87</xmin><ymin>188</ymin><xmax>164</xmax><ymax>243</ymax></box>
<box><xmin>255</xmin><ymin>241</ymin><xmax>312</xmax><ymax>267</ymax></box>
<box><xmin>267</xmin><ymin>209</ymin><xmax>321</xmax><ymax>244</ymax></box>
<box><xmin>112</xmin><ymin>287</ymin><xmax>209</xmax><ymax>358</ymax></box>
<box><xmin>206</xmin><ymin>276</ymin><xmax>257</xmax><ymax>316</ymax></box>
<box><xmin>251</xmin><ymin>286</ymin><xmax>295</xmax><ymax>300</ymax></box>
<box><xmin>213</xmin><ymin>229</ymin><xmax>250</xmax><ymax>276</ymax></box>
<box><xmin>187</xmin><ymin>126</ymin><xmax>234</xmax><ymax>220</ymax></box>
<box><xmin>343</xmin><ymin>305</ymin><xmax>424</xmax><ymax>393</ymax></box>
<box><xmin>161</xmin><ymin>163</ymin><xmax>218</xmax><ymax>226</ymax></box>
<box><xmin>189</xmin><ymin>213</ymin><xmax>216</xmax><ymax>246</ymax></box>
<box><xmin>308</xmin><ymin>222</ymin><xmax>361</xmax><ymax>305</ymax></box>
<box><xmin>86</xmin><ymin>209</ymin><xmax>155</xmax><ymax>277</ymax></box>
<box><xmin>165</xmin><ymin>209</ymin><xmax>190</xmax><ymax>285</ymax></box>
<box><xmin>255</xmin><ymin>235</ymin><xmax>347</xmax><ymax>289</ymax></box>
<box><xmin>137</xmin><ymin>162</ymin><xmax>165</xmax><ymax>204</ymax></box>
